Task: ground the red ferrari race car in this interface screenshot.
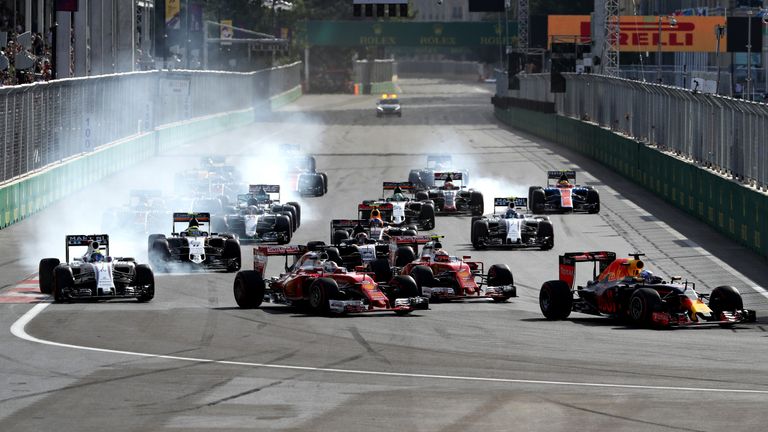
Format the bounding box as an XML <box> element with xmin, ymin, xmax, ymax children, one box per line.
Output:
<box><xmin>539</xmin><ymin>251</ymin><xmax>757</xmax><ymax>328</ymax></box>
<box><xmin>232</xmin><ymin>245</ymin><xmax>429</xmax><ymax>315</ymax></box>
<box><xmin>397</xmin><ymin>236</ymin><xmax>517</xmax><ymax>302</ymax></box>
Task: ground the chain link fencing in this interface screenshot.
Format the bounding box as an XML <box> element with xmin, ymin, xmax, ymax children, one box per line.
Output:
<box><xmin>1</xmin><ymin>62</ymin><xmax>302</xmax><ymax>184</ymax></box>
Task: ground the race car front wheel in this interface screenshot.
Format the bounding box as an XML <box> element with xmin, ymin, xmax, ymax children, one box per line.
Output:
<box><xmin>628</xmin><ymin>288</ymin><xmax>662</xmax><ymax>327</ymax></box>
<box><xmin>233</xmin><ymin>271</ymin><xmax>264</xmax><ymax>309</ymax></box>
<box><xmin>539</xmin><ymin>280</ymin><xmax>572</xmax><ymax>320</ymax></box>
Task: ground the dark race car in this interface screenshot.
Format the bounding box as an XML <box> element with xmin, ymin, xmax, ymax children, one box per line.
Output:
<box><xmin>376</xmin><ymin>93</ymin><xmax>402</xmax><ymax>117</ymax></box>
<box><xmin>528</xmin><ymin>170</ymin><xmax>600</xmax><ymax>214</ymax></box>
<box><xmin>279</xmin><ymin>144</ymin><xmax>328</xmax><ymax>197</ymax></box>
<box><xmin>471</xmin><ymin>197</ymin><xmax>554</xmax><ymax>250</ymax></box>
<box><xmin>225</xmin><ymin>185</ymin><xmax>300</xmax><ymax>244</ymax></box>
<box><xmin>408</xmin><ymin>154</ymin><xmax>470</xmax><ymax>190</ymax></box>
<box><xmin>232</xmin><ymin>245</ymin><xmax>428</xmax><ymax>315</ymax></box>
<box><xmin>539</xmin><ymin>251</ymin><xmax>757</xmax><ymax>328</ymax></box>
<box><xmin>421</xmin><ymin>172</ymin><xmax>483</xmax><ymax>216</ymax></box>
<box><xmin>38</xmin><ymin>234</ymin><xmax>155</xmax><ymax>302</ymax></box>
<box><xmin>148</xmin><ymin>212</ymin><xmax>241</xmax><ymax>273</ymax></box>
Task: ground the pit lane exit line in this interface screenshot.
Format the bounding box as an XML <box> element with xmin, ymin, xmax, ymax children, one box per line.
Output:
<box><xmin>11</xmin><ymin>302</ymin><xmax>768</xmax><ymax>396</ymax></box>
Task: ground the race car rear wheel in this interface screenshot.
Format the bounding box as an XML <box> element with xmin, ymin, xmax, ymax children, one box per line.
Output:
<box><xmin>224</xmin><ymin>238</ymin><xmax>242</xmax><ymax>272</ymax></box>
<box><xmin>135</xmin><ymin>264</ymin><xmax>155</xmax><ymax>302</ymax></box>
<box><xmin>369</xmin><ymin>259</ymin><xmax>393</xmax><ymax>283</ymax></box>
<box><xmin>471</xmin><ymin>220</ymin><xmax>489</xmax><ymax>249</ymax></box>
<box><xmin>332</xmin><ymin>229</ymin><xmax>349</xmax><ymax>245</ymax></box>
<box><xmin>286</xmin><ymin>201</ymin><xmax>301</xmax><ymax>228</ymax></box>
<box><xmin>628</xmin><ymin>288</ymin><xmax>663</xmax><ymax>327</ymax></box>
<box><xmin>52</xmin><ymin>266</ymin><xmax>74</xmax><ymax>303</ymax></box>
<box><xmin>147</xmin><ymin>234</ymin><xmax>166</xmax><ymax>255</ymax></box>
<box><xmin>528</xmin><ymin>186</ymin><xmax>542</xmax><ymax>207</ymax></box>
<box><xmin>275</xmin><ymin>215</ymin><xmax>292</xmax><ymax>245</ymax></box>
<box><xmin>537</xmin><ymin>221</ymin><xmax>554</xmax><ymax>250</ymax></box>
<box><xmin>586</xmin><ymin>189</ymin><xmax>600</xmax><ymax>214</ymax></box>
<box><xmin>531</xmin><ymin>189</ymin><xmax>546</xmax><ymax>214</ymax></box>
<box><xmin>470</xmin><ymin>191</ymin><xmax>484</xmax><ymax>216</ymax></box>
<box><xmin>308</xmin><ymin>278</ymin><xmax>339</xmax><ymax>315</ymax></box>
<box><xmin>149</xmin><ymin>238</ymin><xmax>171</xmax><ymax>273</ymax></box>
<box><xmin>539</xmin><ymin>280</ymin><xmax>572</xmax><ymax>320</ymax></box>
<box><xmin>419</xmin><ymin>204</ymin><xmax>435</xmax><ymax>230</ymax></box>
<box><xmin>395</xmin><ymin>246</ymin><xmax>416</xmax><ymax>267</ymax></box>
<box><xmin>409</xmin><ymin>265</ymin><xmax>435</xmax><ymax>290</ymax></box>
<box><xmin>709</xmin><ymin>286</ymin><xmax>744</xmax><ymax>316</ymax></box>
<box><xmin>415</xmin><ymin>191</ymin><xmax>429</xmax><ymax>201</ymax></box>
<box><xmin>320</xmin><ymin>172</ymin><xmax>328</xmax><ymax>194</ymax></box>
<box><xmin>307</xmin><ymin>241</ymin><xmax>326</xmax><ymax>251</ymax></box>
<box><xmin>233</xmin><ymin>270</ymin><xmax>264</xmax><ymax>309</ymax></box>
<box><xmin>38</xmin><ymin>258</ymin><xmax>60</xmax><ymax>294</ymax></box>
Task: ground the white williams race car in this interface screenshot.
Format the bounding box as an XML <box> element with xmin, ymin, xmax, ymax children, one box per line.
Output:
<box><xmin>38</xmin><ymin>234</ymin><xmax>155</xmax><ymax>302</ymax></box>
<box><xmin>471</xmin><ymin>197</ymin><xmax>554</xmax><ymax>250</ymax></box>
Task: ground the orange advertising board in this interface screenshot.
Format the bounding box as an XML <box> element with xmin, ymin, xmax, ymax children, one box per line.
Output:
<box><xmin>548</xmin><ymin>15</ymin><xmax>727</xmax><ymax>52</ymax></box>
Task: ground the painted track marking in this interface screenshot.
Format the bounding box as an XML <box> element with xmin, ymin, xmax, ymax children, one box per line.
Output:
<box><xmin>10</xmin><ymin>303</ymin><xmax>768</xmax><ymax>395</ymax></box>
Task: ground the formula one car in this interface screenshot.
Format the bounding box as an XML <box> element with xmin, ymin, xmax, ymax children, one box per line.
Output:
<box><xmin>326</xmin><ymin>220</ymin><xmax>431</xmax><ymax>271</ymax></box>
<box><xmin>101</xmin><ymin>189</ymin><xmax>168</xmax><ymax>236</ymax></box>
<box><xmin>148</xmin><ymin>212</ymin><xmax>241</xmax><ymax>272</ymax></box>
<box><xmin>471</xmin><ymin>197</ymin><xmax>554</xmax><ymax>250</ymax></box>
<box><xmin>38</xmin><ymin>234</ymin><xmax>154</xmax><ymax>302</ymax></box>
<box><xmin>408</xmin><ymin>154</ymin><xmax>470</xmax><ymax>190</ymax></box>
<box><xmin>528</xmin><ymin>170</ymin><xmax>600</xmax><ymax>214</ymax></box>
<box><xmin>225</xmin><ymin>185</ymin><xmax>300</xmax><ymax>244</ymax></box>
<box><xmin>420</xmin><ymin>172</ymin><xmax>483</xmax><ymax>216</ymax></box>
<box><xmin>232</xmin><ymin>245</ymin><xmax>429</xmax><ymax>315</ymax></box>
<box><xmin>376</xmin><ymin>93</ymin><xmax>402</xmax><ymax>117</ymax></box>
<box><xmin>539</xmin><ymin>251</ymin><xmax>757</xmax><ymax>328</ymax></box>
<box><xmin>398</xmin><ymin>237</ymin><xmax>516</xmax><ymax>302</ymax></box>
<box><xmin>279</xmin><ymin>144</ymin><xmax>328</xmax><ymax>197</ymax></box>
<box><xmin>355</xmin><ymin>182</ymin><xmax>436</xmax><ymax>230</ymax></box>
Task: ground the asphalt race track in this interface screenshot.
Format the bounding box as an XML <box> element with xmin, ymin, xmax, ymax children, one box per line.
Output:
<box><xmin>2</xmin><ymin>79</ymin><xmax>768</xmax><ymax>431</ymax></box>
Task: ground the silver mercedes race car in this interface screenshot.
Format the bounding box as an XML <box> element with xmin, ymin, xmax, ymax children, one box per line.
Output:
<box><xmin>38</xmin><ymin>234</ymin><xmax>155</xmax><ymax>302</ymax></box>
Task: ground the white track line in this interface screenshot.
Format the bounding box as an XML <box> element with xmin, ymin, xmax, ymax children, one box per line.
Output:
<box><xmin>10</xmin><ymin>303</ymin><xmax>768</xmax><ymax>395</ymax></box>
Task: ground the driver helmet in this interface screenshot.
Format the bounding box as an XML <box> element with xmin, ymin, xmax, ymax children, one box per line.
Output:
<box><xmin>356</xmin><ymin>232</ymin><xmax>369</xmax><ymax>245</ymax></box>
<box><xmin>186</xmin><ymin>225</ymin><xmax>201</xmax><ymax>236</ymax></box>
<box><xmin>434</xmin><ymin>249</ymin><xmax>450</xmax><ymax>262</ymax></box>
<box><xmin>370</xmin><ymin>208</ymin><xmax>383</xmax><ymax>227</ymax></box>
<box><xmin>301</xmin><ymin>252</ymin><xmax>320</xmax><ymax>269</ymax></box>
<box><xmin>505</xmin><ymin>207</ymin><xmax>519</xmax><ymax>218</ymax></box>
<box><xmin>323</xmin><ymin>260</ymin><xmax>339</xmax><ymax>273</ymax></box>
<box><xmin>90</xmin><ymin>250</ymin><xmax>105</xmax><ymax>262</ymax></box>
<box><xmin>557</xmin><ymin>173</ymin><xmax>571</xmax><ymax>187</ymax></box>
<box><xmin>392</xmin><ymin>186</ymin><xmax>406</xmax><ymax>201</ymax></box>
<box><xmin>640</xmin><ymin>269</ymin><xmax>655</xmax><ymax>283</ymax></box>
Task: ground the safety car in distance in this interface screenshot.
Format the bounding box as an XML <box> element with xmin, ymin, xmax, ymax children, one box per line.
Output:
<box><xmin>38</xmin><ymin>234</ymin><xmax>154</xmax><ymax>302</ymax></box>
<box><xmin>420</xmin><ymin>172</ymin><xmax>483</xmax><ymax>216</ymax></box>
<box><xmin>539</xmin><ymin>251</ymin><xmax>757</xmax><ymax>328</ymax></box>
<box><xmin>232</xmin><ymin>245</ymin><xmax>428</xmax><ymax>315</ymax></box>
<box><xmin>376</xmin><ymin>93</ymin><xmax>402</xmax><ymax>117</ymax></box>
<box><xmin>147</xmin><ymin>212</ymin><xmax>241</xmax><ymax>273</ymax></box>
<box><xmin>471</xmin><ymin>197</ymin><xmax>554</xmax><ymax>250</ymax></box>
<box><xmin>528</xmin><ymin>170</ymin><xmax>600</xmax><ymax>214</ymax></box>
<box><xmin>408</xmin><ymin>154</ymin><xmax>470</xmax><ymax>190</ymax></box>
<box><xmin>225</xmin><ymin>185</ymin><xmax>300</xmax><ymax>244</ymax></box>
<box><xmin>398</xmin><ymin>237</ymin><xmax>516</xmax><ymax>302</ymax></box>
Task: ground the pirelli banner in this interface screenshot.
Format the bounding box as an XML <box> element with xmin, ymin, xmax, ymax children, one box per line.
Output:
<box><xmin>548</xmin><ymin>15</ymin><xmax>727</xmax><ymax>53</ymax></box>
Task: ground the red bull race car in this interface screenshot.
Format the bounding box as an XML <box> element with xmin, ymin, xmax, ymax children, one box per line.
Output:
<box><xmin>232</xmin><ymin>244</ymin><xmax>429</xmax><ymax>315</ymax></box>
<box><xmin>539</xmin><ymin>251</ymin><xmax>757</xmax><ymax>327</ymax></box>
<box><xmin>528</xmin><ymin>170</ymin><xmax>600</xmax><ymax>214</ymax></box>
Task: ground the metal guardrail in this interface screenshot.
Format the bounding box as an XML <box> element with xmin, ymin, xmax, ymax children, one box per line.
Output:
<box><xmin>503</xmin><ymin>72</ymin><xmax>767</xmax><ymax>188</ymax></box>
<box><xmin>353</xmin><ymin>59</ymin><xmax>396</xmax><ymax>85</ymax></box>
<box><xmin>397</xmin><ymin>60</ymin><xmax>481</xmax><ymax>79</ymax></box>
<box><xmin>0</xmin><ymin>62</ymin><xmax>301</xmax><ymax>184</ymax></box>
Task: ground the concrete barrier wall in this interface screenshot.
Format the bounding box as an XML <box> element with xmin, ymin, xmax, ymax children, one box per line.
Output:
<box><xmin>494</xmin><ymin>106</ymin><xmax>768</xmax><ymax>259</ymax></box>
<box><xmin>0</xmin><ymin>89</ymin><xmax>301</xmax><ymax>230</ymax></box>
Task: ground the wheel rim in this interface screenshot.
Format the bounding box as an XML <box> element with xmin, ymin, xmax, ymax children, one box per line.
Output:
<box><xmin>629</xmin><ymin>297</ymin><xmax>644</xmax><ymax>321</ymax></box>
<box><xmin>310</xmin><ymin>286</ymin><xmax>322</xmax><ymax>308</ymax></box>
<box><xmin>540</xmin><ymin>289</ymin><xmax>551</xmax><ymax>311</ymax></box>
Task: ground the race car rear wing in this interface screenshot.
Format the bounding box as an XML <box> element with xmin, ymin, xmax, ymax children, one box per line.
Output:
<box><xmin>358</xmin><ymin>203</ymin><xmax>393</xmax><ymax>221</ymax></box>
<box><xmin>558</xmin><ymin>251</ymin><xmax>617</xmax><ymax>288</ymax></box>
<box><xmin>433</xmin><ymin>172</ymin><xmax>464</xmax><ymax>188</ymax></box>
<box><xmin>547</xmin><ymin>170</ymin><xmax>576</xmax><ymax>186</ymax></box>
<box><xmin>383</xmin><ymin>181</ymin><xmax>416</xmax><ymax>191</ymax></box>
<box><xmin>65</xmin><ymin>234</ymin><xmax>110</xmax><ymax>262</ymax></box>
<box><xmin>172</xmin><ymin>212</ymin><xmax>211</xmax><ymax>234</ymax></box>
<box><xmin>253</xmin><ymin>245</ymin><xmax>308</xmax><ymax>275</ymax></box>
<box><xmin>494</xmin><ymin>197</ymin><xmax>527</xmax><ymax>210</ymax></box>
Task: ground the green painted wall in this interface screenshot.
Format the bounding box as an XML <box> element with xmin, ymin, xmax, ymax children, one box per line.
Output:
<box><xmin>495</xmin><ymin>106</ymin><xmax>768</xmax><ymax>259</ymax></box>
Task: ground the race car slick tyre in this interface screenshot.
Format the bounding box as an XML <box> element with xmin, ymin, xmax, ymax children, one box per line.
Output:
<box><xmin>389</xmin><ymin>275</ymin><xmax>419</xmax><ymax>302</ymax></box>
<box><xmin>709</xmin><ymin>286</ymin><xmax>744</xmax><ymax>316</ymax></box>
<box><xmin>415</xmin><ymin>191</ymin><xmax>429</xmax><ymax>201</ymax></box>
<box><xmin>528</xmin><ymin>186</ymin><xmax>541</xmax><ymax>207</ymax></box>
<box><xmin>419</xmin><ymin>204</ymin><xmax>435</xmax><ymax>230</ymax></box>
<box><xmin>279</xmin><ymin>206</ymin><xmax>298</xmax><ymax>232</ymax></box>
<box><xmin>369</xmin><ymin>259</ymin><xmax>393</xmax><ymax>283</ymax></box>
<box><xmin>308</xmin><ymin>278</ymin><xmax>339</xmax><ymax>315</ymax></box>
<box><xmin>394</xmin><ymin>246</ymin><xmax>416</xmax><ymax>267</ymax></box>
<box><xmin>409</xmin><ymin>170</ymin><xmax>422</xmax><ymax>188</ymax></box>
<box><xmin>332</xmin><ymin>229</ymin><xmax>349</xmax><ymax>245</ymax></box>
<box><xmin>487</xmin><ymin>264</ymin><xmax>514</xmax><ymax>286</ymax></box>
<box><xmin>320</xmin><ymin>172</ymin><xmax>328</xmax><ymax>194</ymax></box>
<box><xmin>531</xmin><ymin>189</ymin><xmax>546</xmax><ymax>214</ymax></box>
<box><xmin>325</xmin><ymin>247</ymin><xmax>344</xmax><ymax>267</ymax></box>
<box><xmin>470</xmin><ymin>191</ymin><xmax>484</xmax><ymax>216</ymax></box>
<box><xmin>537</xmin><ymin>221</ymin><xmax>554</xmax><ymax>250</ymax></box>
<box><xmin>587</xmin><ymin>189</ymin><xmax>601</xmax><ymax>214</ymax></box>
<box><xmin>409</xmin><ymin>265</ymin><xmax>435</xmax><ymax>290</ymax></box>
<box><xmin>539</xmin><ymin>280</ymin><xmax>572</xmax><ymax>320</ymax></box>
<box><xmin>307</xmin><ymin>241</ymin><xmax>326</xmax><ymax>251</ymax></box>
<box><xmin>471</xmin><ymin>220</ymin><xmax>489</xmax><ymax>249</ymax></box>
<box><xmin>628</xmin><ymin>288</ymin><xmax>663</xmax><ymax>327</ymax></box>
<box><xmin>135</xmin><ymin>264</ymin><xmax>155</xmax><ymax>302</ymax></box>
<box><xmin>147</xmin><ymin>234</ymin><xmax>166</xmax><ymax>254</ymax></box>
<box><xmin>286</xmin><ymin>201</ymin><xmax>301</xmax><ymax>228</ymax></box>
<box><xmin>38</xmin><ymin>258</ymin><xmax>60</xmax><ymax>294</ymax></box>
<box><xmin>233</xmin><ymin>270</ymin><xmax>264</xmax><ymax>309</ymax></box>
<box><xmin>149</xmin><ymin>238</ymin><xmax>171</xmax><ymax>273</ymax></box>
<box><xmin>275</xmin><ymin>215</ymin><xmax>292</xmax><ymax>244</ymax></box>
<box><xmin>53</xmin><ymin>265</ymin><xmax>74</xmax><ymax>303</ymax></box>
<box><xmin>223</xmin><ymin>239</ymin><xmax>242</xmax><ymax>272</ymax></box>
